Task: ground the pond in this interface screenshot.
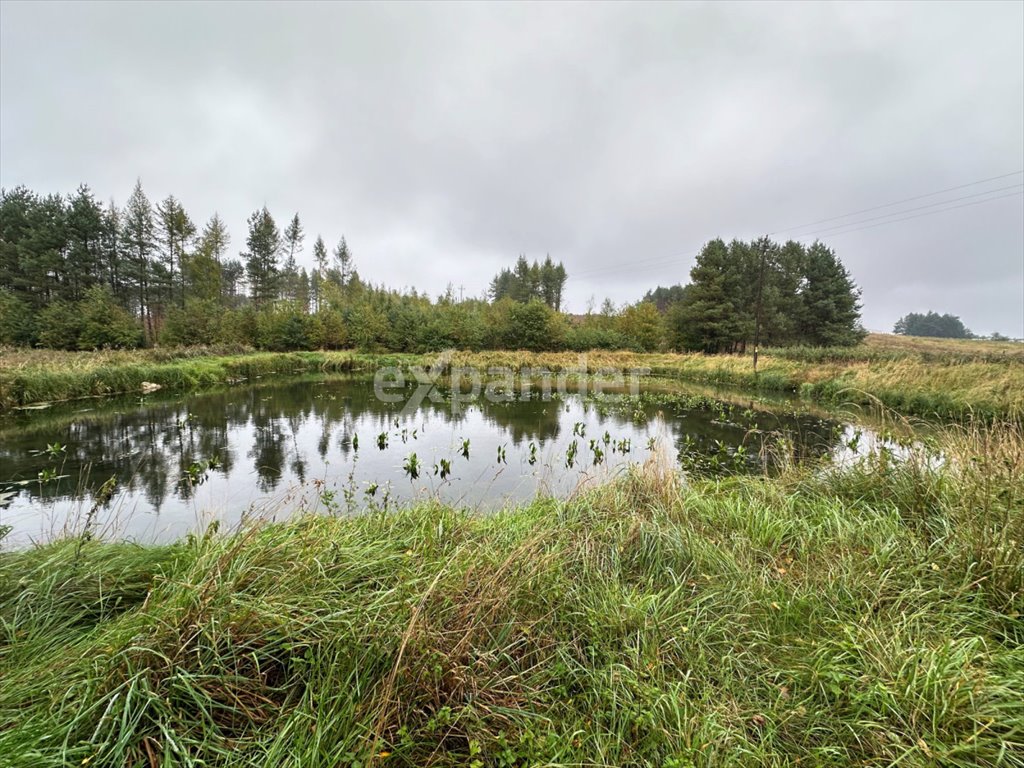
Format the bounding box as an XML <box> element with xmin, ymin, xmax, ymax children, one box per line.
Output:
<box><xmin>0</xmin><ymin>374</ymin><xmax>854</xmax><ymax>546</ymax></box>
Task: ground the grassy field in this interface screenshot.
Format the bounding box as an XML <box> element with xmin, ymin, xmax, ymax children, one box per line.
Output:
<box><xmin>1</xmin><ymin>421</ymin><xmax>1021</xmax><ymax>767</ymax></box>
<box><xmin>1</xmin><ymin>333</ymin><xmax>1021</xmax><ymax>418</ymax></box>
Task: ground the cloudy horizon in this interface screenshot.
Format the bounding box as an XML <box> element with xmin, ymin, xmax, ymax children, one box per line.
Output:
<box><xmin>2</xmin><ymin>1</ymin><xmax>1022</xmax><ymax>335</ymax></box>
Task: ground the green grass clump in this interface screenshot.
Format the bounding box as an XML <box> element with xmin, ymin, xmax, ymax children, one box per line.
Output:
<box><xmin>1</xmin><ymin>422</ymin><xmax>1022</xmax><ymax>767</ymax></box>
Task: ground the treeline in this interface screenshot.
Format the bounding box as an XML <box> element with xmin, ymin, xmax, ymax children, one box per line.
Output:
<box><xmin>0</xmin><ymin>182</ymin><xmax>865</xmax><ymax>353</ymax></box>
<box><xmin>489</xmin><ymin>255</ymin><xmax>567</xmax><ymax>309</ymax></box>
<box><xmin>664</xmin><ymin>237</ymin><xmax>865</xmax><ymax>352</ymax></box>
<box><xmin>893</xmin><ymin>311</ymin><xmax>973</xmax><ymax>339</ymax></box>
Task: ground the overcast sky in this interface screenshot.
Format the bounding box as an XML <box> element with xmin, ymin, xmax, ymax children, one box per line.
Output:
<box><xmin>2</xmin><ymin>1</ymin><xmax>1022</xmax><ymax>335</ymax></box>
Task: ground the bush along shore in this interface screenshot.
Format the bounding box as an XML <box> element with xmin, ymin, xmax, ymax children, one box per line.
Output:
<box><xmin>1</xmin><ymin>339</ymin><xmax>1022</xmax><ymax>419</ymax></box>
<box><xmin>1</xmin><ymin>421</ymin><xmax>1022</xmax><ymax>767</ymax></box>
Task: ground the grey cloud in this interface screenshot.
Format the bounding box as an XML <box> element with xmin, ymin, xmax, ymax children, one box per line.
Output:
<box><xmin>2</xmin><ymin>0</ymin><xmax>1021</xmax><ymax>334</ymax></box>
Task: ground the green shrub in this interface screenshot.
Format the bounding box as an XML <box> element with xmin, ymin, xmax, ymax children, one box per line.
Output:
<box><xmin>564</xmin><ymin>324</ymin><xmax>629</xmax><ymax>351</ymax></box>
<box><xmin>161</xmin><ymin>299</ymin><xmax>225</xmax><ymax>346</ymax></box>
<box><xmin>617</xmin><ymin>301</ymin><xmax>664</xmax><ymax>351</ymax></box>
<box><xmin>506</xmin><ymin>300</ymin><xmax>563</xmax><ymax>351</ymax></box>
<box><xmin>0</xmin><ymin>290</ymin><xmax>37</xmax><ymax>346</ymax></box>
<box><xmin>37</xmin><ymin>299</ymin><xmax>84</xmax><ymax>350</ymax></box>
<box><xmin>256</xmin><ymin>304</ymin><xmax>314</xmax><ymax>351</ymax></box>
<box><xmin>76</xmin><ymin>286</ymin><xmax>143</xmax><ymax>349</ymax></box>
<box><xmin>311</xmin><ymin>309</ymin><xmax>347</xmax><ymax>349</ymax></box>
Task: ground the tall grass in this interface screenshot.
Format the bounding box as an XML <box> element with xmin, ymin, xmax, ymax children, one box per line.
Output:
<box><xmin>2</xmin><ymin>333</ymin><xmax>1022</xmax><ymax>418</ymax></box>
<box><xmin>0</xmin><ymin>348</ymin><xmax>367</xmax><ymax>411</ymax></box>
<box><xmin>1</xmin><ymin>422</ymin><xmax>1021</xmax><ymax>766</ymax></box>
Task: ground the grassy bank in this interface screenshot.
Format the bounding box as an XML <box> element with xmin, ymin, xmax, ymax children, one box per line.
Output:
<box><xmin>0</xmin><ymin>346</ymin><xmax>366</xmax><ymax>412</ymax></box>
<box><xmin>1</xmin><ymin>333</ymin><xmax>1022</xmax><ymax>418</ymax></box>
<box><xmin>1</xmin><ymin>423</ymin><xmax>1022</xmax><ymax>767</ymax></box>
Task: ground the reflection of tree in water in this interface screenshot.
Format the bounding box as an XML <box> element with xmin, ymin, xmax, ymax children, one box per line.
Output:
<box><xmin>249</xmin><ymin>424</ymin><xmax>286</xmax><ymax>492</ymax></box>
<box><xmin>1</xmin><ymin>375</ymin><xmax>854</xmax><ymax>512</ymax></box>
<box><xmin>285</xmin><ymin>404</ymin><xmax>308</xmax><ymax>484</ymax></box>
<box><xmin>173</xmin><ymin>405</ymin><xmax>234</xmax><ymax>499</ymax></box>
<box><xmin>476</xmin><ymin>396</ymin><xmax>562</xmax><ymax>445</ymax></box>
<box><xmin>671</xmin><ymin>406</ymin><xmax>844</xmax><ymax>475</ymax></box>
<box><xmin>247</xmin><ymin>389</ymin><xmax>288</xmax><ymax>492</ymax></box>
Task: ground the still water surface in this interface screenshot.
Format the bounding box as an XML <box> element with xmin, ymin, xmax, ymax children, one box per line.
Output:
<box><xmin>0</xmin><ymin>375</ymin><xmax>849</xmax><ymax>546</ymax></box>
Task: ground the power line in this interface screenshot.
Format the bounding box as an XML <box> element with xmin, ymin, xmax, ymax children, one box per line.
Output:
<box><xmin>571</xmin><ymin>171</ymin><xmax>1024</xmax><ymax>279</ymax></box>
<box><xmin>767</xmin><ymin>169</ymin><xmax>1024</xmax><ymax>235</ymax></box>
<box><xmin>573</xmin><ymin>250</ymin><xmax>704</xmax><ymax>279</ymax></box>
<box><xmin>794</xmin><ymin>183</ymin><xmax>1023</xmax><ymax>239</ymax></box>
<box><xmin>571</xmin><ymin>248</ymin><xmax>699</xmax><ymax>279</ymax></box>
<box><xmin>797</xmin><ymin>189</ymin><xmax>1023</xmax><ymax>240</ymax></box>
<box><xmin>567</xmin><ymin>186</ymin><xmax>1023</xmax><ymax>282</ymax></box>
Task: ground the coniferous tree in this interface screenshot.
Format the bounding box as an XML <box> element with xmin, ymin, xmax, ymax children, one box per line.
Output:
<box><xmin>65</xmin><ymin>185</ymin><xmax>105</xmax><ymax>301</ymax></box>
<box><xmin>283</xmin><ymin>214</ymin><xmax>304</xmax><ymax>269</ymax></box>
<box><xmin>488</xmin><ymin>268</ymin><xmax>515</xmax><ymax>302</ymax></box>
<box><xmin>0</xmin><ymin>186</ymin><xmax>39</xmax><ymax>303</ymax></box>
<box><xmin>671</xmin><ymin>239</ymin><xmax>746</xmax><ymax>352</ymax></box>
<box><xmin>798</xmin><ymin>241</ymin><xmax>865</xmax><ymax>346</ymax></box>
<box><xmin>100</xmin><ymin>200</ymin><xmax>124</xmax><ymax>301</ymax></box>
<box><xmin>488</xmin><ymin>255</ymin><xmax>567</xmax><ymax>309</ymax></box>
<box><xmin>156</xmin><ymin>195</ymin><xmax>195</xmax><ymax>307</ymax></box>
<box><xmin>763</xmin><ymin>240</ymin><xmax>806</xmax><ymax>345</ymax></box>
<box><xmin>199</xmin><ymin>213</ymin><xmax>230</xmax><ymax>262</ymax></box>
<box><xmin>893</xmin><ymin>311</ymin><xmax>972</xmax><ymax>339</ymax></box>
<box><xmin>221</xmin><ymin>259</ymin><xmax>245</xmax><ymax>306</ymax></box>
<box><xmin>185</xmin><ymin>239</ymin><xmax>223</xmax><ymax>303</ymax></box>
<box><xmin>296</xmin><ymin>268</ymin><xmax>310</xmax><ymax>312</ymax></box>
<box><xmin>26</xmin><ymin>193</ymin><xmax>69</xmax><ymax>305</ymax></box>
<box><xmin>1</xmin><ymin>181</ymin><xmax>873</xmax><ymax>354</ymax></box>
<box><xmin>333</xmin><ymin>236</ymin><xmax>353</xmax><ymax>286</ymax></box>
<box><xmin>539</xmin><ymin>255</ymin><xmax>558</xmax><ymax>308</ymax></box>
<box><xmin>511</xmin><ymin>256</ymin><xmax>535</xmax><ymax>302</ymax></box>
<box><xmin>281</xmin><ymin>213</ymin><xmax>304</xmax><ymax>301</ymax></box>
<box><xmin>243</xmin><ymin>207</ymin><xmax>281</xmax><ymax>306</ymax></box>
<box><xmin>311</xmin><ymin>235</ymin><xmax>328</xmax><ymax>311</ymax></box>
<box><xmin>196</xmin><ymin>214</ymin><xmax>232</xmax><ymax>306</ymax></box>
<box><xmin>642</xmin><ymin>284</ymin><xmax>690</xmax><ymax>312</ymax></box>
<box><xmin>121</xmin><ymin>180</ymin><xmax>158</xmax><ymax>340</ymax></box>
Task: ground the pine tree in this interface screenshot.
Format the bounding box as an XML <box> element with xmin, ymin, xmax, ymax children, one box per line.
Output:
<box><xmin>0</xmin><ymin>186</ymin><xmax>37</xmax><ymax>302</ymax></box>
<box><xmin>121</xmin><ymin>180</ymin><xmax>157</xmax><ymax>340</ymax></box>
<box><xmin>185</xmin><ymin>236</ymin><xmax>223</xmax><ymax>303</ymax></box>
<box><xmin>893</xmin><ymin>311</ymin><xmax>972</xmax><ymax>339</ymax></box>
<box><xmin>242</xmin><ymin>207</ymin><xmax>281</xmax><ymax>306</ymax></box>
<box><xmin>295</xmin><ymin>268</ymin><xmax>310</xmax><ymax>312</ymax></box>
<box><xmin>221</xmin><ymin>259</ymin><xmax>245</xmax><ymax>305</ymax></box>
<box><xmin>283</xmin><ymin>214</ymin><xmax>304</xmax><ymax>269</ymax></box>
<box><xmin>156</xmin><ymin>195</ymin><xmax>196</xmax><ymax>307</ymax></box>
<box><xmin>100</xmin><ymin>200</ymin><xmax>124</xmax><ymax>302</ymax></box>
<box><xmin>26</xmin><ymin>193</ymin><xmax>69</xmax><ymax>305</ymax></box>
<box><xmin>798</xmin><ymin>242</ymin><xmax>865</xmax><ymax>346</ymax></box>
<box><xmin>333</xmin><ymin>236</ymin><xmax>353</xmax><ymax>286</ymax></box>
<box><xmin>511</xmin><ymin>256</ymin><xmax>534</xmax><ymax>302</ymax></box>
<box><xmin>311</xmin><ymin>235</ymin><xmax>328</xmax><ymax>311</ymax></box>
<box><xmin>763</xmin><ymin>240</ymin><xmax>806</xmax><ymax>345</ymax></box>
<box><xmin>64</xmin><ymin>185</ymin><xmax>105</xmax><ymax>301</ymax></box>
<box><xmin>281</xmin><ymin>213</ymin><xmax>305</xmax><ymax>301</ymax></box>
<box><xmin>199</xmin><ymin>213</ymin><xmax>230</xmax><ymax>263</ymax></box>
<box><xmin>488</xmin><ymin>256</ymin><xmax>567</xmax><ymax>308</ymax></box>
<box><xmin>641</xmin><ymin>284</ymin><xmax>690</xmax><ymax>312</ymax></box>
<box><xmin>671</xmin><ymin>239</ymin><xmax>746</xmax><ymax>353</ymax></box>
